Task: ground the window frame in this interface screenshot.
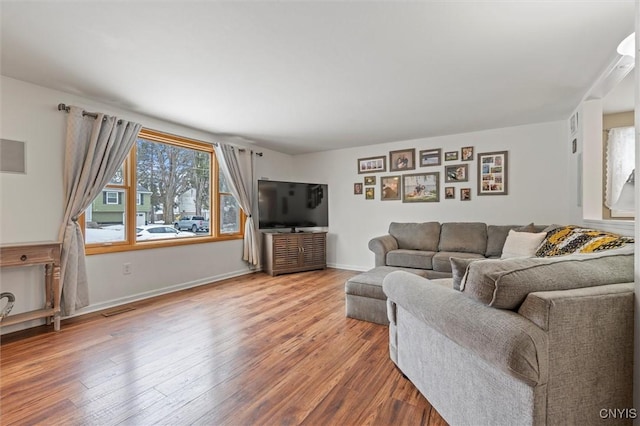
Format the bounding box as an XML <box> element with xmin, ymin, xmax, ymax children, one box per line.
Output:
<box><xmin>84</xmin><ymin>128</ymin><xmax>245</xmax><ymax>255</ymax></box>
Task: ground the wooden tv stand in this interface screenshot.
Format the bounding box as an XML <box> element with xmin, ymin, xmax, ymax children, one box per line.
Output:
<box><xmin>262</xmin><ymin>231</ymin><xmax>327</xmax><ymax>276</ymax></box>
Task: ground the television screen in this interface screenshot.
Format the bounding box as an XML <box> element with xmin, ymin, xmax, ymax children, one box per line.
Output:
<box><xmin>258</xmin><ymin>180</ymin><xmax>328</xmax><ymax>230</ymax></box>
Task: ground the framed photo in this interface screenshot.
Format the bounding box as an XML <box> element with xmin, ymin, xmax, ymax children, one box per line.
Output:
<box><xmin>461</xmin><ymin>188</ymin><xmax>472</xmax><ymax>201</ymax></box>
<box><xmin>364</xmin><ymin>176</ymin><xmax>376</xmax><ymax>186</ymax></box>
<box><xmin>365</xmin><ymin>187</ymin><xmax>375</xmax><ymax>200</ymax></box>
<box><xmin>402</xmin><ymin>173</ymin><xmax>439</xmax><ymax>203</ymax></box>
<box><xmin>477</xmin><ymin>150</ymin><xmax>508</xmax><ymax>196</ymax></box>
<box><xmin>381</xmin><ymin>175</ymin><xmax>401</xmax><ymax>200</ymax></box>
<box><xmin>461</xmin><ymin>146</ymin><xmax>474</xmax><ymax>161</ymax></box>
<box><xmin>354</xmin><ymin>183</ymin><xmax>363</xmax><ymax>195</ymax></box>
<box><xmin>389</xmin><ymin>149</ymin><xmax>416</xmax><ymax>172</ymax></box>
<box><xmin>357</xmin><ymin>156</ymin><xmax>386</xmax><ymax>174</ymax></box>
<box><xmin>419</xmin><ymin>148</ymin><xmax>441</xmax><ymax>167</ymax></box>
<box><xmin>569</xmin><ymin>113</ymin><xmax>577</xmax><ymax>135</ymax></box>
<box><xmin>444</xmin><ymin>186</ymin><xmax>455</xmax><ymax>199</ymax></box>
<box><xmin>444</xmin><ymin>151</ymin><xmax>458</xmax><ymax>161</ymax></box>
<box><xmin>444</xmin><ymin>164</ymin><xmax>468</xmax><ymax>183</ymax></box>
<box><xmin>571</xmin><ymin>138</ymin><xmax>577</xmax><ymax>154</ymax></box>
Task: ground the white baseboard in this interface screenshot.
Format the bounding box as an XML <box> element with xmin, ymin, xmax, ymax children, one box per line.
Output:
<box><xmin>70</xmin><ymin>269</ymin><xmax>254</xmax><ymax>319</ymax></box>
<box><xmin>327</xmin><ymin>262</ymin><xmax>370</xmax><ymax>272</ymax></box>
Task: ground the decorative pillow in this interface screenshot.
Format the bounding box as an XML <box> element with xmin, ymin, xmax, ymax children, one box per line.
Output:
<box><xmin>461</xmin><ymin>252</ymin><xmax>633</xmax><ymax>309</ymax></box>
<box><xmin>450</xmin><ymin>257</ymin><xmax>481</xmax><ymax>291</ymax></box>
<box><xmin>535</xmin><ymin>225</ymin><xmax>634</xmax><ymax>257</ymax></box>
<box><xmin>501</xmin><ymin>230</ymin><xmax>547</xmax><ymax>259</ymax></box>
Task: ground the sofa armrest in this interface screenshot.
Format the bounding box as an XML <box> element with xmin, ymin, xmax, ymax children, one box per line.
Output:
<box><xmin>383</xmin><ymin>271</ymin><xmax>548</xmax><ymax>386</ymax></box>
<box><xmin>368</xmin><ymin>234</ymin><xmax>398</xmax><ymax>266</ymax></box>
<box><xmin>517</xmin><ymin>282</ymin><xmax>633</xmax><ymax>423</ymax></box>
<box><xmin>518</xmin><ymin>282</ymin><xmax>634</xmax><ymax>331</ymax></box>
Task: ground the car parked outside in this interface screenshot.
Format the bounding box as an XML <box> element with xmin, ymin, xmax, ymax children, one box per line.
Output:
<box><xmin>136</xmin><ymin>225</ymin><xmax>196</xmax><ymax>241</ymax></box>
<box><xmin>174</xmin><ymin>215</ymin><xmax>210</xmax><ymax>232</ymax></box>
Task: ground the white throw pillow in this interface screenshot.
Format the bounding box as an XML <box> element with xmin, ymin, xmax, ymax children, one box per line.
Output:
<box><xmin>501</xmin><ymin>230</ymin><xmax>547</xmax><ymax>259</ymax></box>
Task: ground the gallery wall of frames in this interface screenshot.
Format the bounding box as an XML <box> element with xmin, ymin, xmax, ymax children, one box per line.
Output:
<box><xmin>354</xmin><ymin>146</ymin><xmax>508</xmax><ymax>202</ymax></box>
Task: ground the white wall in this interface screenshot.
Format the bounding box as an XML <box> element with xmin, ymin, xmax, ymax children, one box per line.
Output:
<box><xmin>292</xmin><ymin>121</ymin><xmax>572</xmax><ymax>270</ymax></box>
<box><xmin>0</xmin><ymin>76</ymin><xmax>294</xmax><ymax>333</ymax></box>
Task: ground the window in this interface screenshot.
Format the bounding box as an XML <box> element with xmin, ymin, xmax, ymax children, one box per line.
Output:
<box><xmin>83</xmin><ymin>128</ymin><xmax>244</xmax><ymax>253</ymax></box>
<box><xmin>105</xmin><ymin>191</ymin><xmax>119</xmax><ymax>204</ymax></box>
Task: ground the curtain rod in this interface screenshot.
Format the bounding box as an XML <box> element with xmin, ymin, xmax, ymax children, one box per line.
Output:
<box><xmin>213</xmin><ymin>142</ymin><xmax>263</xmax><ymax>156</ymax></box>
<box><xmin>58</xmin><ymin>103</ymin><xmax>99</xmax><ymax>119</ymax></box>
<box><xmin>58</xmin><ymin>103</ymin><xmax>125</xmax><ymax>125</ymax></box>
<box><xmin>59</xmin><ymin>103</ymin><xmax>263</xmax><ymax>156</ymax></box>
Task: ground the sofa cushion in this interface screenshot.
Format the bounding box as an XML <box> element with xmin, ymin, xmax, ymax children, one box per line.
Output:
<box><xmin>387</xmin><ymin>249</ymin><xmax>435</xmax><ymax>269</ymax></box>
<box><xmin>450</xmin><ymin>257</ymin><xmax>482</xmax><ymax>290</ymax></box>
<box><xmin>438</xmin><ymin>222</ymin><xmax>487</xmax><ymax>254</ymax></box>
<box><xmin>346</xmin><ymin>266</ymin><xmax>429</xmax><ymax>300</ymax></box>
<box><xmin>535</xmin><ymin>225</ymin><xmax>634</xmax><ymax>257</ymax></box>
<box><xmin>460</xmin><ymin>251</ymin><xmax>634</xmax><ymax>309</ymax></box>
<box><xmin>433</xmin><ymin>251</ymin><xmax>485</xmax><ymax>273</ymax></box>
<box><xmin>389</xmin><ymin>222</ymin><xmax>441</xmax><ymax>251</ymax></box>
<box><xmin>501</xmin><ymin>230</ymin><xmax>547</xmax><ymax>259</ymax></box>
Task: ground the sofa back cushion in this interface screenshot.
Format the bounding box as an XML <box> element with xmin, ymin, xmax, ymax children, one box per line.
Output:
<box><xmin>389</xmin><ymin>222</ymin><xmax>440</xmax><ymax>251</ymax></box>
<box><xmin>460</xmin><ymin>251</ymin><xmax>634</xmax><ymax>309</ymax></box>
<box><xmin>438</xmin><ymin>222</ymin><xmax>487</xmax><ymax>254</ymax></box>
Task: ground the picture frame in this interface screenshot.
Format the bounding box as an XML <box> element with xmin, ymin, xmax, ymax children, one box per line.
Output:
<box><xmin>364</xmin><ymin>176</ymin><xmax>376</xmax><ymax>186</ymax></box>
<box><xmin>477</xmin><ymin>150</ymin><xmax>508</xmax><ymax>196</ymax></box>
<box><xmin>381</xmin><ymin>175</ymin><xmax>402</xmax><ymax>201</ymax></box>
<box><xmin>365</xmin><ymin>187</ymin><xmax>375</xmax><ymax>200</ymax></box>
<box><xmin>570</xmin><ymin>113</ymin><xmax>577</xmax><ymax>135</ymax></box>
<box><xmin>444</xmin><ymin>163</ymin><xmax>468</xmax><ymax>183</ymax></box>
<box><xmin>389</xmin><ymin>148</ymin><xmax>416</xmax><ymax>172</ymax></box>
<box><xmin>357</xmin><ymin>156</ymin><xmax>386</xmax><ymax>174</ymax></box>
<box><xmin>419</xmin><ymin>148</ymin><xmax>441</xmax><ymax>167</ymax></box>
<box><xmin>571</xmin><ymin>138</ymin><xmax>577</xmax><ymax>154</ymax></box>
<box><xmin>461</xmin><ymin>188</ymin><xmax>472</xmax><ymax>201</ymax></box>
<box><xmin>444</xmin><ymin>186</ymin><xmax>455</xmax><ymax>199</ymax></box>
<box><xmin>444</xmin><ymin>151</ymin><xmax>458</xmax><ymax>161</ymax></box>
<box><xmin>402</xmin><ymin>172</ymin><xmax>440</xmax><ymax>203</ymax></box>
<box><xmin>354</xmin><ymin>183</ymin><xmax>363</xmax><ymax>195</ymax></box>
<box><xmin>461</xmin><ymin>146</ymin><xmax>474</xmax><ymax>161</ymax></box>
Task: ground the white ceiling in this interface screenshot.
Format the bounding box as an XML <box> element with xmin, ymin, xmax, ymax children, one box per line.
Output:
<box><xmin>0</xmin><ymin>1</ymin><xmax>635</xmax><ymax>154</ymax></box>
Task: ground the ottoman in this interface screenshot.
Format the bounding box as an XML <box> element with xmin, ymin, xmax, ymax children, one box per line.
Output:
<box><xmin>345</xmin><ymin>266</ymin><xmax>429</xmax><ymax>325</ymax></box>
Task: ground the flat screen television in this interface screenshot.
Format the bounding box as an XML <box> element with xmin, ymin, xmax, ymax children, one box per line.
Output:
<box><xmin>258</xmin><ymin>180</ymin><xmax>328</xmax><ymax>231</ymax></box>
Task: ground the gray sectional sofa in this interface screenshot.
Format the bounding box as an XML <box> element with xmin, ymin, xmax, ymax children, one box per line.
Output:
<box><xmin>346</xmin><ymin>222</ymin><xmax>547</xmax><ymax>324</ymax></box>
<box><xmin>348</xmin><ymin>221</ymin><xmax>634</xmax><ymax>425</ymax></box>
<box><xmin>368</xmin><ymin>221</ymin><xmax>548</xmax><ymax>276</ymax></box>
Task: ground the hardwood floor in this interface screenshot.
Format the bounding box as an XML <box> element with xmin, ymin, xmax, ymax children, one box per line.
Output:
<box><xmin>0</xmin><ymin>269</ymin><xmax>447</xmax><ymax>426</ymax></box>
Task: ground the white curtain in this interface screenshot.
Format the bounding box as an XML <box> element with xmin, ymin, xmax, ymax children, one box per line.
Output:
<box><xmin>605</xmin><ymin>126</ymin><xmax>635</xmax><ymax>210</ymax></box>
<box><xmin>214</xmin><ymin>143</ymin><xmax>259</xmax><ymax>266</ymax></box>
<box><xmin>58</xmin><ymin>106</ymin><xmax>142</xmax><ymax>315</ymax></box>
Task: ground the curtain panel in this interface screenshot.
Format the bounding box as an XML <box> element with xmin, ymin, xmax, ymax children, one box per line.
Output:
<box><xmin>214</xmin><ymin>143</ymin><xmax>260</xmax><ymax>266</ymax></box>
<box><xmin>58</xmin><ymin>106</ymin><xmax>142</xmax><ymax>315</ymax></box>
<box><xmin>605</xmin><ymin>126</ymin><xmax>635</xmax><ymax>211</ymax></box>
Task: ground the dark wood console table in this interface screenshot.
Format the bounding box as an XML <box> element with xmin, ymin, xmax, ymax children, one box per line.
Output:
<box><xmin>0</xmin><ymin>242</ymin><xmax>62</xmax><ymax>331</ymax></box>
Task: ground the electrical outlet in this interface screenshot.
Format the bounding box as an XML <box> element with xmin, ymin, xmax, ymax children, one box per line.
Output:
<box><xmin>123</xmin><ymin>263</ymin><xmax>132</xmax><ymax>275</ymax></box>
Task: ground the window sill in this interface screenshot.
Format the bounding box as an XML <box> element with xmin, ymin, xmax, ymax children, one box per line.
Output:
<box><xmin>85</xmin><ymin>234</ymin><xmax>243</xmax><ymax>255</ymax></box>
<box><xmin>582</xmin><ymin>219</ymin><xmax>634</xmax><ymax>237</ymax></box>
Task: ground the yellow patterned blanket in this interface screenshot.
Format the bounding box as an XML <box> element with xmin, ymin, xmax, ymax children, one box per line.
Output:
<box><xmin>535</xmin><ymin>225</ymin><xmax>634</xmax><ymax>257</ymax></box>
